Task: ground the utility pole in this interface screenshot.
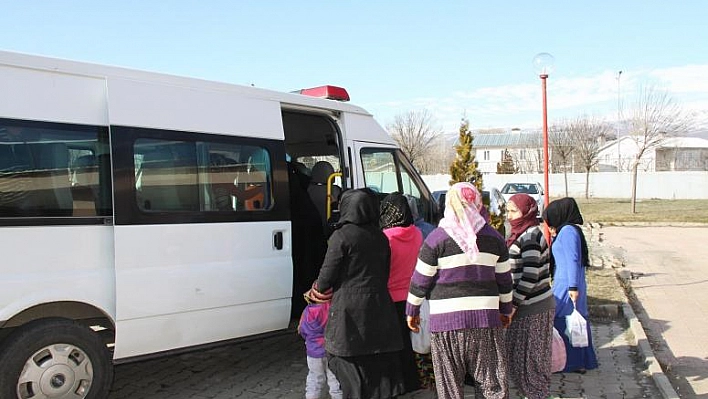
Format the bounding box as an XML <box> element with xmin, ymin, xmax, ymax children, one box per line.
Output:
<box><xmin>616</xmin><ymin>70</ymin><xmax>623</xmax><ymax>171</ymax></box>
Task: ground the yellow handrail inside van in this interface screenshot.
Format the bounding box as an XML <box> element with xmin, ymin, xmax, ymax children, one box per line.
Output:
<box><xmin>326</xmin><ymin>172</ymin><xmax>342</xmax><ymax>220</ymax></box>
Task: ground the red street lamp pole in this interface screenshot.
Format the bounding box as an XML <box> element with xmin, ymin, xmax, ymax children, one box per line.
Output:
<box><xmin>533</xmin><ymin>52</ymin><xmax>554</xmax><ymax>241</ymax></box>
<box><xmin>541</xmin><ymin>73</ymin><xmax>549</xmax><ymax>209</ymax></box>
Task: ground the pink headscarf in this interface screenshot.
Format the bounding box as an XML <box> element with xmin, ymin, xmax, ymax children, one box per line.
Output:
<box><xmin>438</xmin><ymin>182</ymin><xmax>487</xmax><ymax>259</ymax></box>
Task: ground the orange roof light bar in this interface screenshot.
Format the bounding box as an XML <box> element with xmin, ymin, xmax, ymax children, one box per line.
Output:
<box><xmin>297</xmin><ymin>85</ymin><xmax>350</xmax><ymax>102</ymax></box>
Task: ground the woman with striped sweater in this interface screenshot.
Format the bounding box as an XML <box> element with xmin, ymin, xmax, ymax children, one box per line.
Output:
<box><xmin>406</xmin><ymin>182</ymin><xmax>513</xmax><ymax>399</ymax></box>
<box><xmin>505</xmin><ymin>193</ymin><xmax>555</xmax><ymax>399</ymax></box>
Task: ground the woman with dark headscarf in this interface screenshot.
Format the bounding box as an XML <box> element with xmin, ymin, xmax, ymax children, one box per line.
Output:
<box><xmin>380</xmin><ymin>192</ymin><xmax>424</xmax><ymax>393</ymax></box>
<box><xmin>406</xmin><ymin>183</ymin><xmax>513</xmax><ymax>399</ymax></box>
<box><xmin>314</xmin><ymin>188</ymin><xmax>405</xmax><ymax>398</ymax></box>
<box><xmin>505</xmin><ymin>194</ymin><xmax>554</xmax><ymax>399</ymax></box>
<box><xmin>542</xmin><ymin>197</ymin><xmax>598</xmax><ymax>373</ymax></box>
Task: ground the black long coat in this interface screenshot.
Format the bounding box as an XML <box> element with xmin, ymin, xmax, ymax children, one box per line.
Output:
<box><xmin>316</xmin><ymin>189</ymin><xmax>403</xmax><ymax>357</ymax></box>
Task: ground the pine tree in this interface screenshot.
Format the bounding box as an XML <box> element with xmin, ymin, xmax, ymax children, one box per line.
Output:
<box><xmin>448</xmin><ymin>118</ymin><xmax>506</xmax><ymax>236</ymax></box>
<box><xmin>449</xmin><ymin>118</ymin><xmax>483</xmax><ymax>190</ymax></box>
<box><xmin>496</xmin><ymin>149</ymin><xmax>518</xmax><ymax>174</ymax></box>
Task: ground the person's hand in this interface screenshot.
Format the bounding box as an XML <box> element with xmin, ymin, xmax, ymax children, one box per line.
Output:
<box><xmin>569</xmin><ymin>290</ymin><xmax>579</xmax><ymax>304</ymax></box>
<box><xmin>500</xmin><ymin>314</ymin><xmax>512</xmax><ymax>328</ymax></box>
<box><xmin>407</xmin><ymin>315</ymin><xmax>420</xmax><ymax>333</ymax></box>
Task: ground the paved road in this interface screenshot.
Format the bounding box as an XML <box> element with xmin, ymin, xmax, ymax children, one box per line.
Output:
<box><xmin>600</xmin><ymin>226</ymin><xmax>708</xmax><ymax>398</ymax></box>
<box><xmin>107</xmin><ymin>319</ymin><xmax>660</xmax><ymax>399</ymax></box>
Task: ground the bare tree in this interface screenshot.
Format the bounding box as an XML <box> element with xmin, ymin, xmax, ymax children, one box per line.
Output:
<box><xmin>387</xmin><ymin>110</ymin><xmax>442</xmax><ymax>173</ymax></box>
<box><xmin>568</xmin><ymin>116</ymin><xmax>612</xmax><ymax>199</ymax></box>
<box><xmin>417</xmin><ymin>133</ymin><xmax>454</xmax><ymax>174</ymax></box>
<box><xmin>548</xmin><ymin>121</ymin><xmax>575</xmax><ymax>197</ymax></box>
<box><xmin>626</xmin><ymin>86</ymin><xmax>692</xmax><ymax>212</ymax></box>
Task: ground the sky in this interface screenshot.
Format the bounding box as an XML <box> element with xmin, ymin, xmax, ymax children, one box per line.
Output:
<box><xmin>3</xmin><ymin>1</ymin><xmax>708</xmax><ymax>135</ymax></box>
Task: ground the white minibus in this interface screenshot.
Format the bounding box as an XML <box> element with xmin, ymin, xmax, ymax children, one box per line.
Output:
<box><xmin>0</xmin><ymin>50</ymin><xmax>438</xmax><ymax>399</ymax></box>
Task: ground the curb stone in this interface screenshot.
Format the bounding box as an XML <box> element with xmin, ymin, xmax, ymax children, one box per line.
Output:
<box><xmin>591</xmin><ymin>221</ymin><xmax>708</xmax><ymax>228</ymax></box>
<box><xmin>620</xmin><ymin>302</ymin><xmax>680</xmax><ymax>399</ymax></box>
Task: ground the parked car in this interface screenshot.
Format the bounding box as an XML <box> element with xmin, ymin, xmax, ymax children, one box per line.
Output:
<box><xmin>432</xmin><ymin>189</ymin><xmax>446</xmax><ymax>208</ymax></box>
<box><xmin>499</xmin><ymin>182</ymin><xmax>544</xmax><ymax>217</ymax></box>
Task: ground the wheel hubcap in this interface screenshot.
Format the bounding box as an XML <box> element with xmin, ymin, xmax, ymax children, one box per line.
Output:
<box><xmin>50</xmin><ymin>374</ymin><xmax>66</xmax><ymax>389</ymax></box>
<box><xmin>18</xmin><ymin>343</ymin><xmax>93</xmax><ymax>399</ymax></box>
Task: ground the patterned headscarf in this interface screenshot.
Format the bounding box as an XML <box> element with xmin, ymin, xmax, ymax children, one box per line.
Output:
<box><xmin>380</xmin><ymin>192</ymin><xmax>414</xmax><ymax>229</ymax></box>
<box><xmin>437</xmin><ymin>182</ymin><xmax>487</xmax><ymax>259</ymax></box>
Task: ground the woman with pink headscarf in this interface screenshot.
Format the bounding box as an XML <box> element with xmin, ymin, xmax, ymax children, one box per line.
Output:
<box><xmin>405</xmin><ymin>182</ymin><xmax>513</xmax><ymax>399</ymax></box>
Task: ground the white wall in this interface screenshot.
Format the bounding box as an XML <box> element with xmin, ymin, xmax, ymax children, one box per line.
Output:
<box><xmin>422</xmin><ymin>171</ymin><xmax>708</xmax><ymax>199</ymax></box>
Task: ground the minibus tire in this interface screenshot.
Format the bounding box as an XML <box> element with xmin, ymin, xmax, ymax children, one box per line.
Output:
<box><xmin>0</xmin><ymin>318</ymin><xmax>113</xmax><ymax>399</ymax></box>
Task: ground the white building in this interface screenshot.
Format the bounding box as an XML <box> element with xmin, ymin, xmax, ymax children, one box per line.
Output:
<box><xmin>597</xmin><ymin>136</ymin><xmax>708</xmax><ymax>172</ymax></box>
<box><xmin>472</xmin><ymin>130</ymin><xmax>544</xmax><ymax>174</ymax></box>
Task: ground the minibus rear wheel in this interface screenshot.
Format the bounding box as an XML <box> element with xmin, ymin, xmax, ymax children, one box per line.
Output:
<box><xmin>0</xmin><ymin>318</ymin><xmax>113</xmax><ymax>399</ymax></box>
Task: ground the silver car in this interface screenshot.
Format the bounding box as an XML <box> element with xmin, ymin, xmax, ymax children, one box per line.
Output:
<box><xmin>500</xmin><ymin>182</ymin><xmax>545</xmax><ymax>217</ymax></box>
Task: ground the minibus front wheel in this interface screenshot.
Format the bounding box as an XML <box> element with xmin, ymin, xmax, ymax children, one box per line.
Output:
<box><xmin>0</xmin><ymin>318</ymin><xmax>113</xmax><ymax>399</ymax></box>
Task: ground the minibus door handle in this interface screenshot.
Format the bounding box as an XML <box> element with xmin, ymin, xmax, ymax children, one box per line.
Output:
<box><xmin>273</xmin><ymin>231</ymin><xmax>283</xmax><ymax>250</ymax></box>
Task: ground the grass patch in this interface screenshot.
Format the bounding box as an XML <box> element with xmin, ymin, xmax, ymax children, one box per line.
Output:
<box><xmin>586</xmin><ymin>266</ymin><xmax>626</xmax><ymax>307</ymax></box>
<box><xmin>570</xmin><ymin>198</ymin><xmax>708</xmax><ymax>224</ymax></box>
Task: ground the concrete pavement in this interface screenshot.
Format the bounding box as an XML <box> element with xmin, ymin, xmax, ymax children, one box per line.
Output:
<box><xmin>598</xmin><ymin>226</ymin><xmax>708</xmax><ymax>398</ymax></box>
<box><xmin>107</xmin><ymin>319</ymin><xmax>660</xmax><ymax>398</ymax></box>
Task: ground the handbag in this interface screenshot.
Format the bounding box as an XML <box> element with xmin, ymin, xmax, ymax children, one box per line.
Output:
<box><xmin>565</xmin><ymin>304</ymin><xmax>589</xmax><ymax>348</ymax></box>
<box><xmin>410</xmin><ymin>300</ymin><xmax>431</xmax><ymax>354</ymax></box>
<box><xmin>551</xmin><ymin>327</ymin><xmax>567</xmax><ymax>373</ymax></box>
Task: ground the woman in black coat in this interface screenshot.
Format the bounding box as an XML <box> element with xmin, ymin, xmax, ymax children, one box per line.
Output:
<box><xmin>314</xmin><ymin>188</ymin><xmax>405</xmax><ymax>399</ymax></box>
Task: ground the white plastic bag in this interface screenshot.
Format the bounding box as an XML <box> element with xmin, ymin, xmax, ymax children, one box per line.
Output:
<box><xmin>410</xmin><ymin>300</ymin><xmax>431</xmax><ymax>354</ymax></box>
<box><xmin>565</xmin><ymin>306</ymin><xmax>589</xmax><ymax>348</ymax></box>
<box><xmin>551</xmin><ymin>327</ymin><xmax>567</xmax><ymax>373</ymax></box>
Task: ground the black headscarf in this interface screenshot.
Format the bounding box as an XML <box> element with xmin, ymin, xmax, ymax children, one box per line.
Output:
<box><xmin>542</xmin><ymin>197</ymin><xmax>589</xmax><ymax>268</ymax></box>
<box><xmin>380</xmin><ymin>192</ymin><xmax>414</xmax><ymax>229</ymax></box>
<box><xmin>337</xmin><ymin>188</ymin><xmax>380</xmax><ymax>227</ymax></box>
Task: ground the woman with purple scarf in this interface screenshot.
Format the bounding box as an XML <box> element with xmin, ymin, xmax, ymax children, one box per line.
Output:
<box><xmin>505</xmin><ymin>193</ymin><xmax>554</xmax><ymax>399</ymax></box>
<box><xmin>405</xmin><ymin>182</ymin><xmax>513</xmax><ymax>399</ymax></box>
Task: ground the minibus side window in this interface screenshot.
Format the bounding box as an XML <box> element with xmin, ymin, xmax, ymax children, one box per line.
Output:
<box><xmin>0</xmin><ymin>118</ymin><xmax>111</xmax><ymax>221</ymax></box>
<box><xmin>133</xmin><ymin>138</ymin><xmax>272</xmax><ymax>213</ymax></box>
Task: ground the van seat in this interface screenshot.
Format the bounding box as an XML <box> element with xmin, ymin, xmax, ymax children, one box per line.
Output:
<box><xmin>139</xmin><ymin>145</ymin><xmax>198</xmax><ymax>211</ymax></box>
<box><xmin>71</xmin><ymin>154</ymin><xmax>99</xmax><ymax>216</ymax></box>
<box><xmin>27</xmin><ymin>143</ymin><xmax>73</xmax><ymax>216</ymax></box>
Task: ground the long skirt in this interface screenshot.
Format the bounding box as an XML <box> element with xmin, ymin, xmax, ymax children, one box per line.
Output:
<box><xmin>414</xmin><ymin>353</ymin><xmax>435</xmax><ymax>390</ymax></box>
<box><xmin>553</xmin><ymin>315</ymin><xmax>598</xmax><ymax>372</ymax></box>
<box><xmin>430</xmin><ymin>328</ymin><xmax>508</xmax><ymax>399</ymax></box>
<box><xmin>327</xmin><ymin>352</ymin><xmax>405</xmax><ymax>399</ymax></box>
<box><xmin>506</xmin><ymin>309</ymin><xmax>554</xmax><ymax>399</ymax></box>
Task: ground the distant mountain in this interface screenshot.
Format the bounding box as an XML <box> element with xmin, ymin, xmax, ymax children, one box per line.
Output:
<box><xmin>690</xmin><ymin>129</ymin><xmax>708</xmax><ymax>139</ymax></box>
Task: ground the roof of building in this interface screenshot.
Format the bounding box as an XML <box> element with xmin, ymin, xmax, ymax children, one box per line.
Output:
<box><xmin>659</xmin><ymin>137</ymin><xmax>708</xmax><ymax>148</ymax></box>
<box><xmin>599</xmin><ymin>135</ymin><xmax>708</xmax><ymax>152</ymax></box>
<box><xmin>472</xmin><ymin>131</ymin><xmax>542</xmax><ymax>148</ymax></box>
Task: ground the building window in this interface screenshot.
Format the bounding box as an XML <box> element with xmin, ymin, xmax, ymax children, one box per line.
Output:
<box><xmin>483</xmin><ymin>150</ymin><xmax>490</xmax><ymax>161</ymax></box>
